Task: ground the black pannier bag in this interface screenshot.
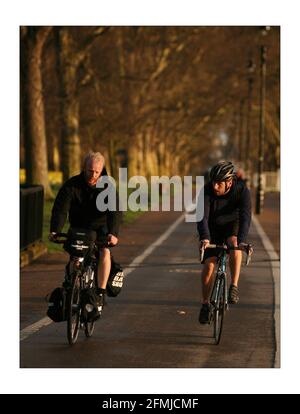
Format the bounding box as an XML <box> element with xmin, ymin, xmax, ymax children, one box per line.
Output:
<box><xmin>106</xmin><ymin>256</ymin><xmax>125</xmax><ymax>297</ymax></box>
<box><xmin>46</xmin><ymin>287</ymin><xmax>67</xmax><ymax>322</ymax></box>
<box><xmin>63</xmin><ymin>228</ymin><xmax>97</xmax><ymax>257</ymax></box>
<box><xmin>80</xmin><ymin>288</ymin><xmax>101</xmax><ymax>322</ymax></box>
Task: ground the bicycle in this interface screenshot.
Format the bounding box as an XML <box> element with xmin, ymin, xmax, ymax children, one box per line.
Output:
<box><xmin>199</xmin><ymin>243</ymin><xmax>253</xmax><ymax>345</ymax></box>
<box><xmin>52</xmin><ymin>230</ymin><xmax>108</xmax><ymax>345</ymax></box>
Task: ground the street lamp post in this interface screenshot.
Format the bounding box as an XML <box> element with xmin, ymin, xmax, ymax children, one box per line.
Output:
<box><xmin>256</xmin><ymin>28</ymin><xmax>269</xmax><ymax>214</ymax></box>
<box><xmin>245</xmin><ymin>60</ymin><xmax>255</xmax><ymax>175</ymax></box>
<box><xmin>238</xmin><ymin>98</ymin><xmax>245</xmax><ymax>162</ymax></box>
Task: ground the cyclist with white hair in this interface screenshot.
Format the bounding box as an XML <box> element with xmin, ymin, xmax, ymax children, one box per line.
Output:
<box><xmin>49</xmin><ymin>151</ymin><xmax>121</xmax><ymax>309</ymax></box>
<box><xmin>197</xmin><ymin>161</ymin><xmax>252</xmax><ymax>324</ymax></box>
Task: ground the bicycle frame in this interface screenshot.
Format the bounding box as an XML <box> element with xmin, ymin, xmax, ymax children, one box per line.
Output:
<box><xmin>52</xmin><ymin>231</ymin><xmax>107</xmax><ymax>345</ymax></box>
<box><xmin>210</xmin><ymin>249</ymin><xmax>228</xmax><ymax>309</ymax></box>
<box><xmin>64</xmin><ymin>254</ymin><xmax>98</xmax><ymax>345</ymax></box>
<box><xmin>199</xmin><ymin>243</ymin><xmax>253</xmax><ymax>345</ymax></box>
<box><xmin>209</xmin><ymin>249</ymin><xmax>228</xmax><ymax>344</ymax></box>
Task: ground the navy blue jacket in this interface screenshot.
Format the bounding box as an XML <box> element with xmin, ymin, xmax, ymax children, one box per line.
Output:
<box><xmin>197</xmin><ymin>179</ymin><xmax>251</xmax><ymax>244</ymax></box>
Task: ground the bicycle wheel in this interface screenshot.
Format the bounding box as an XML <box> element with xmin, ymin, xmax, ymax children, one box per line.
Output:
<box><xmin>83</xmin><ymin>269</ymin><xmax>97</xmax><ymax>337</ymax></box>
<box><xmin>67</xmin><ymin>272</ymin><xmax>81</xmax><ymax>345</ymax></box>
<box><xmin>84</xmin><ymin>319</ymin><xmax>95</xmax><ymax>337</ymax></box>
<box><xmin>213</xmin><ymin>275</ymin><xmax>226</xmax><ymax>345</ymax></box>
<box><xmin>84</xmin><ymin>287</ymin><xmax>96</xmax><ymax>337</ymax></box>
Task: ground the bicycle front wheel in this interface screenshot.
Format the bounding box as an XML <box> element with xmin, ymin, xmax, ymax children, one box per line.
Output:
<box><xmin>213</xmin><ymin>276</ymin><xmax>226</xmax><ymax>345</ymax></box>
<box><xmin>84</xmin><ymin>276</ymin><xmax>97</xmax><ymax>338</ymax></box>
<box><xmin>67</xmin><ymin>272</ymin><xmax>81</xmax><ymax>345</ymax></box>
<box><xmin>84</xmin><ymin>320</ymin><xmax>95</xmax><ymax>337</ymax></box>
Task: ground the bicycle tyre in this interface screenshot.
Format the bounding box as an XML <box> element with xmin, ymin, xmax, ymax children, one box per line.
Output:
<box><xmin>84</xmin><ymin>283</ymin><xmax>96</xmax><ymax>338</ymax></box>
<box><xmin>84</xmin><ymin>272</ymin><xmax>97</xmax><ymax>338</ymax></box>
<box><xmin>67</xmin><ymin>272</ymin><xmax>81</xmax><ymax>345</ymax></box>
<box><xmin>213</xmin><ymin>275</ymin><xmax>226</xmax><ymax>345</ymax></box>
<box><xmin>84</xmin><ymin>320</ymin><xmax>95</xmax><ymax>337</ymax></box>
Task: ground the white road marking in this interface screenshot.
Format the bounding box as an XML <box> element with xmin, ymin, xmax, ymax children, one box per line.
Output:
<box><xmin>20</xmin><ymin>316</ymin><xmax>53</xmax><ymax>341</ymax></box>
<box><xmin>20</xmin><ymin>213</ymin><xmax>185</xmax><ymax>341</ymax></box>
<box><xmin>169</xmin><ymin>268</ymin><xmax>199</xmax><ymax>273</ymax></box>
<box><xmin>123</xmin><ymin>214</ymin><xmax>185</xmax><ymax>277</ymax></box>
<box><xmin>252</xmin><ymin>214</ymin><xmax>280</xmax><ymax>368</ymax></box>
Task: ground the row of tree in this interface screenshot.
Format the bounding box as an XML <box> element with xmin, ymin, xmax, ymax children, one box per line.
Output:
<box><xmin>20</xmin><ymin>26</ymin><xmax>280</xmax><ymax>198</ymax></box>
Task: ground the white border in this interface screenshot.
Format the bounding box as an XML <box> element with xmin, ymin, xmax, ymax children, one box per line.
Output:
<box><xmin>1</xmin><ymin>0</ymin><xmax>298</xmax><ymax>395</ymax></box>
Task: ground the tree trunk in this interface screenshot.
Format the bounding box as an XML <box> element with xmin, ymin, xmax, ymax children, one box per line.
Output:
<box><xmin>143</xmin><ymin>128</ymin><xmax>158</xmax><ymax>178</ymax></box>
<box><xmin>108</xmin><ymin>137</ymin><xmax>116</xmax><ymax>178</ymax></box>
<box><xmin>128</xmin><ymin>142</ymin><xmax>139</xmax><ymax>178</ymax></box>
<box><xmin>21</xmin><ymin>27</ymin><xmax>53</xmax><ymax>198</ymax></box>
<box><xmin>102</xmin><ymin>147</ymin><xmax>111</xmax><ymax>176</ymax></box>
<box><xmin>61</xmin><ymin>93</ymin><xmax>81</xmax><ymax>180</ymax></box>
<box><xmin>52</xmin><ymin>134</ymin><xmax>60</xmax><ymax>171</ymax></box>
<box><xmin>56</xmin><ymin>28</ymin><xmax>82</xmax><ymax>182</ymax></box>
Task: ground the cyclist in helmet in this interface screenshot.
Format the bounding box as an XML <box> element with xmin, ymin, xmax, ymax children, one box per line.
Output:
<box><xmin>197</xmin><ymin>161</ymin><xmax>252</xmax><ymax>324</ymax></box>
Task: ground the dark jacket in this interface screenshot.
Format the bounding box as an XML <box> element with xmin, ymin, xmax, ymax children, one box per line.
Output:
<box><xmin>50</xmin><ymin>170</ymin><xmax>121</xmax><ymax>236</ymax></box>
<box><xmin>197</xmin><ymin>179</ymin><xmax>251</xmax><ymax>244</ymax></box>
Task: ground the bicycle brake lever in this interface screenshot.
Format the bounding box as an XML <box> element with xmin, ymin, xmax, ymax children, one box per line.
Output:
<box><xmin>199</xmin><ymin>247</ymin><xmax>205</xmax><ymax>263</ymax></box>
<box><xmin>245</xmin><ymin>245</ymin><xmax>253</xmax><ymax>266</ymax></box>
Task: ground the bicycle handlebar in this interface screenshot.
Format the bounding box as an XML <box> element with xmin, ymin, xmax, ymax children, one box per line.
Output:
<box><xmin>199</xmin><ymin>243</ymin><xmax>253</xmax><ymax>265</ymax></box>
<box><xmin>95</xmin><ymin>238</ymin><xmax>110</xmax><ymax>248</ymax></box>
<box><xmin>51</xmin><ymin>233</ymin><xmax>110</xmax><ymax>247</ymax></box>
<box><xmin>204</xmin><ymin>244</ymin><xmax>251</xmax><ymax>251</ymax></box>
<box><xmin>51</xmin><ymin>233</ymin><xmax>68</xmax><ymax>244</ymax></box>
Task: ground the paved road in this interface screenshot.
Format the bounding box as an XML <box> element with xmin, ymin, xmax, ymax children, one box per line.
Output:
<box><xmin>255</xmin><ymin>192</ymin><xmax>280</xmax><ymax>255</ymax></box>
<box><xmin>20</xmin><ymin>203</ymin><xmax>278</xmax><ymax>368</ymax></box>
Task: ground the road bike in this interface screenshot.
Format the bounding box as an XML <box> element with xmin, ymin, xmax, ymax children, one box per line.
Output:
<box><xmin>53</xmin><ymin>230</ymin><xmax>107</xmax><ymax>345</ymax></box>
<box><xmin>199</xmin><ymin>243</ymin><xmax>253</xmax><ymax>344</ymax></box>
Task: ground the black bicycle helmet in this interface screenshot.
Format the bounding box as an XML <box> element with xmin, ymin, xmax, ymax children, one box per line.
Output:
<box><xmin>209</xmin><ymin>161</ymin><xmax>235</xmax><ymax>182</ymax></box>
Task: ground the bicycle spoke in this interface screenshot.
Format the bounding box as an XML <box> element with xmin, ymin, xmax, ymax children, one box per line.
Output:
<box><xmin>67</xmin><ymin>273</ymin><xmax>80</xmax><ymax>345</ymax></box>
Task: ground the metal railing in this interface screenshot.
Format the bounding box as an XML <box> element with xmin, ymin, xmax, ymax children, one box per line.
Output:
<box><xmin>20</xmin><ymin>185</ymin><xmax>44</xmax><ymax>250</ymax></box>
<box><xmin>251</xmin><ymin>170</ymin><xmax>280</xmax><ymax>192</ymax></box>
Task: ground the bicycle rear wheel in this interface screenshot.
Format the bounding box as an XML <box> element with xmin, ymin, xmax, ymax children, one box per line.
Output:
<box><xmin>213</xmin><ymin>276</ymin><xmax>226</xmax><ymax>345</ymax></box>
<box><xmin>67</xmin><ymin>272</ymin><xmax>81</xmax><ymax>345</ymax></box>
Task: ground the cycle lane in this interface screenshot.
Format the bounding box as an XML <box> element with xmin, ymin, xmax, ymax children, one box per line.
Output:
<box><xmin>20</xmin><ymin>210</ymin><xmax>182</xmax><ymax>331</ymax></box>
<box><xmin>20</xmin><ymin>209</ymin><xmax>276</xmax><ymax>368</ymax></box>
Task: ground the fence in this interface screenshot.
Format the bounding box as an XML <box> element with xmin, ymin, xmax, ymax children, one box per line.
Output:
<box><xmin>251</xmin><ymin>170</ymin><xmax>280</xmax><ymax>192</ymax></box>
<box><xmin>20</xmin><ymin>185</ymin><xmax>44</xmax><ymax>250</ymax></box>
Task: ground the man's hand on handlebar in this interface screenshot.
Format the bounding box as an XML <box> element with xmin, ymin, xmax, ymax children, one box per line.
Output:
<box><xmin>107</xmin><ymin>234</ymin><xmax>118</xmax><ymax>246</ymax></box>
<box><xmin>48</xmin><ymin>232</ymin><xmax>58</xmax><ymax>242</ymax></box>
<box><xmin>199</xmin><ymin>239</ymin><xmax>210</xmax><ymax>262</ymax></box>
<box><xmin>238</xmin><ymin>242</ymin><xmax>253</xmax><ymax>254</ymax></box>
<box><xmin>48</xmin><ymin>232</ymin><xmax>68</xmax><ymax>244</ymax></box>
<box><xmin>199</xmin><ymin>239</ymin><xmax>210</xmax><ymax>250</ymax></box>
